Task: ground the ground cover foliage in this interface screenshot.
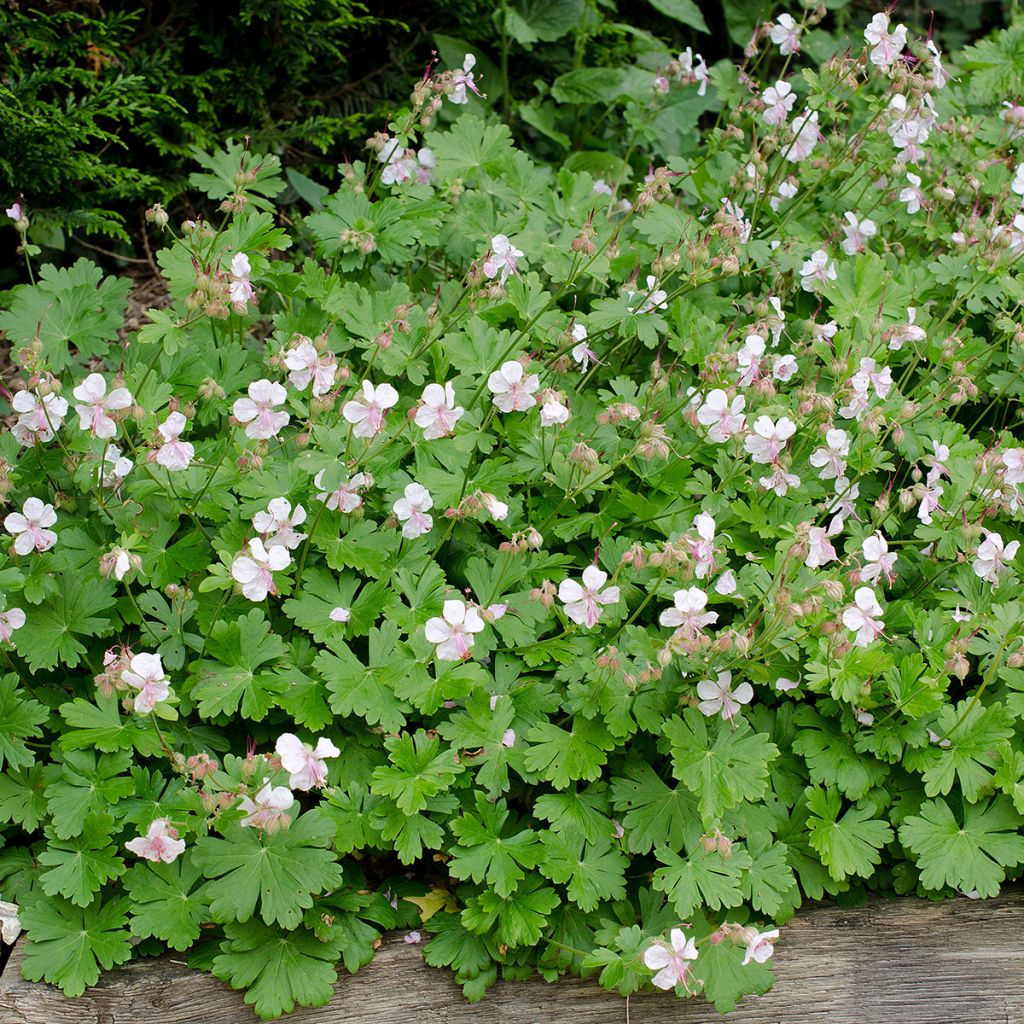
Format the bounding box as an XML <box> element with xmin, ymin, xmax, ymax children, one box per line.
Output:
<box><xmin>2</xmin><ymin>6</ymin><xmax>1024</xmax><ymax>1018</ymax></box>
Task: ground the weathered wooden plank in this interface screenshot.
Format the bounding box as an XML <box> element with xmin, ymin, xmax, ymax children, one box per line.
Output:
<box><xmin>2</xmin><ymin>892</ymin><xmax>1023</xmax><ymax>1024</ymax></box>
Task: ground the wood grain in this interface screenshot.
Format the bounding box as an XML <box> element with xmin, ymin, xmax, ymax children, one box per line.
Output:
<box><xmin>2</xmin><ymin>892</ymin><xmax>1023</xmax><ymax>1024</ymax></box>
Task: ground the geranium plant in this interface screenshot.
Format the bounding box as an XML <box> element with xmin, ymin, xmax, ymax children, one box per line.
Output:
<box><xmin>2</xmin><ymin>10</ymin><xmax>1024</xmax><ymax>1019</ymax></box>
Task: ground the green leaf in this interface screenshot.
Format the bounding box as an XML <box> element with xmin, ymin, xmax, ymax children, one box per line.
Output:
<box><xmin>125</xmin><ymin>856</ymin><xmax>210</xmax><ymax>950</ymax></box>
<box><xmin>189</xmin><ymin>609</ymin><xmax>289</xmax><ymax>720</ymax></box>
<box><xmin>0</xmin><ymin>673</ymin><xmax>48</xmax><ymax>769</ymax></box>
<box><xmin>58</xmin><ymin>694</ymin><xmax>160</xmax><ymax>754</ymax></box>
<box><xmin>447</xmin><ymin>794</ymin><xmax>542</xmax><ymax>897</ymax></box>
<box><xmin>899</xmin><ymin>796</ymin><xmax>1024</xmax><ymax>897</ymax></box>
<box><xmin>504</xmin><ymin>0</ymin><xmax>584</xmax><ymax>47</ymax></box>
<box><xmin>792</xmin><ymin>707</ymin><xmax>888</xmax><ymax>800</ymax></box>
<box><xmin>610</xmin><ymin>760</ymin><xmax>699</xmax><ymax>854</ymax></box>
<box><xmin>424</xmin><ymin>911</ymin><xmax>497</xmax><ymax>1001</ymax></box>
<box><xmin>188</xmin><ymin>140</ymin><xmax>285</xmax><ymax>211</ymax></box>
<box><xmin>524</xmin><ymin>717</ymin><xmax>615</xmax><ymax>789</ymax></box>
<box><xmin>0</xmin><ymin>764</ymin><xmax>57</xmax><ymax>830</ymax></box>
<box><xmin>211</xmin><ymin>919</ymin><xmax>341</xmax><ymax>1020</ymax></box>
<box><xmin>647</xmin><ymin>0</ymin><xmax>709</xmax><ymax>32</ymax></box>
<box><xmin>537</xmin><ymin>832</ymin><xmax>627</xmax><ymax>912</ymax></box>
<box><xmin>692</xmin><ymin>940</ymin><xmax>774</xmax><ymax>1014</ymax></box>
<box><xmin>664</xmin><ymin>709</ymin><xmax>779</xmax><ymax>820</ymax></box>
<box><xmin>430</xmin><ymin>117</ymin><xmax>516</xmax><ymax>181</ymax></box>
<box><xmin>461</xmin><ymin>875</ymin><xmax>560</xmax><ymax>948</ymax></box>
<box><xmin>38</xmin><ymin>816</ymin><xmax>126</xmax><ymax>906</ymax></box>
<box><xmin>44</xmin><ymin>749</ymin><xmax>135</xmax><ymax>839</ymax></box>
<box><xmin>581</xmin><ymin>924</ymin><xmax>650</xmax><ymax>996</ymax></box>
<box><xmin>19</xmin><ymin>895</ymin><xmax>132</xmax><ymax>997</ymax></box>
<box><xmin>192</xmin><ymin>810</ymin><xmax>343</xmax><ymax>928</ymax></box>
<box><xmin>652</xmin><ymin>843</ymin><xmax>751</xmax><ymax>918</ymax></box>
<box><xmin>805</xmin><ymin>786</ymin><xmax>893</xmax><ymax>883</ymax></box>
<box><xmin>370</xmin><ymin>729</ymin><xmax>463</xmax><ymax>815</ymax></box>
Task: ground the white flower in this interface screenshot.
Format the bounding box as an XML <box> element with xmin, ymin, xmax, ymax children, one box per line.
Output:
<box><xmin>806</xmin><ymin>520</ymin><xmax>841</xmax><ymax>569</ymax></box>
<box><xmin>6</xmin><ymin>201</ymin><xmax>23</xmax><ymax>222</ymax></box>
<box><xmin>229</xmin><ymin>253</ymin><xmax>256</xmax><ymax>307</ymax></box>
<box><xmin>627</xmin><ymin>275</ymin><xmax>668</xmax><ymax>314</ymax></box>
<box><xmin>697</xmin><ymin>670</ymin><xmax>753</xmax><ymax>720</ymax></box>
<box><xmin>479</xmin><ymin>492</ymin><xmax>509</xmax><ymax>521</ymax></box>
<box><xmin>759</xmin><ymin>466</ymin><xmax>801</xmax><ymax>497</ymax></box>
<box><xmin>122</xmin><ymin>652</ymin><xmax>170</xmax><ymax>714</ymax></box>
<box><xmin>233</xmin><ymin>379</ymin><xmax>289</xmax><ymax>440</ymax></box>
<box><xmin>559</xmin><ymin>565</ymin><xmax>620</xmax><ymax>628</ymax></box>
<box><xmin>799</xmin><ymin>249</ymin><xmax>836</xmax><ymax>292</ymax></box>
<box><xmin>861</xmin><ymin>531</ymin><xmax>897</xmax><ymax>586</ymax></box>
<box><xmin>841</xmin><ymin>212</ymin><xmax>877</xmax><ymax>255</ymax></box>
<box><xmin>888</xmin><ymin>307</ymin><xmax>926</xmax><ymax>350</ymax></box>
<box><xmin>72</xmin><ymin>373</ymin><xmax>132</xmax><ymax>439</ymax></box>
<box><xmin>852</xmin><ymin>357</ymin><xmax>892</xmax><ymax>398</ymax></box>
<box><xmin>101</xmin><ymin>446</ymin><xmax>134</xmax><ymax>488</ymax></box>
<box><xmin>238</xmin><ymin>781</ymin><xmax>294</xmax><ymax>829</ymax></box>
<box><xmin>917</xmin><ymin>482</ymin><xmax>943</xmax><ymax>525</ymax></box>
<box><xmin>715</xmin><ymin>570</ymin><xmax>737</xmax><ymax>596</ymax></box>
<box><xmin>448</xmin><ymin>53</ymin><xmax>480</xmax><ymax>105</ymax></box>
<box><xmin>688</xmin><ymin>513</ymin><xmax>717</xmax><ymax>579</ymax></box>
<box><xmin>231</xmin><ymin>538</ymin><xmax>290</xmax><ymax>601</ymax></box>
<box><xmin>284</xmin><ymin>339</ymin><xmax>337</xmax><ymax>397</ymax></box>
<box><xmin>643</xmin><ymin>928</ymin><xmax>699</xmax><ymax>991</ymax></box>
<box><xmin>0</xmin><ymin>607</ymin><xmax>26</xmax><ymax>643</ymax></box>
<box><xmin>786</xmin><ymin>110</ymin><xmax>819</xmax><ymax>163</ymax></box>
<box><xmin>744</xmin><ymin>415</ymin><xmax>796</xmax><ymax>464</ymax></box>
<box><xmin>393</xmin><ymin>483</ymin><xmax>434</xmax><ymax>539</ymax></box>
<box><xmin>1002</xmin><ymin>448</ymin><xmax>1024</xmax><ymax>486</ymax></box>
<box><xmin>11</xmin><ymin>390</ymin><xmax>68</xmax><ymax>446</ymax></box>
<box><xmin>275</xmin><ymin>733</ymin><xmax>340</xmax><ymax>790</ymax></box>
<box><xmin>156</xmin><ymin>411</ymin><xmax>195</xmax><ymax>471</ymax></box>
<box><xmin>570</xmin><ymin>323</ymin><xmax>599</xmax><ymax>371</ymax></box>
<box><xmin>769</xmin><ymin>13</ymin><xmax>801</xmax><ymax>55</ymax></box>
<box><xmin>772</xmin><ymin>354</ymin><xmax>797</xmax><ymax>381</ymax></box>
<box><xmin>676</xmin><ymin>47</ymin><xmax>709</xmax><ymax>96</ymax></box>
<box><xmin>770</xmin><ymin>179</ymin><xmax>798</xmax><ymax>211</ymax></box>
<box><xmin>775</xmin><ymin>676</ymin><xmax>800</xmax><ymax>692</ymax></box>
<box><xmin>659</xmin><ymin>587</ymin><xmax>717</xmax><ymax>637</ymax></box>
<box><xmin>762</xmin><ymin>80</ymin><xmax>796</xmax><ymax>126</ymax></box>
<box><xmin>697</xmin><ymin>389</ymin><xmax>745</xmax><ymax>442</ymax></box>
<box><xmin>1012</xmin><ymin>164</ymin><xmax>1024</xmax><ymax>197</ymax></box>
<box><xmin>415</xmin><ymin>382</ymin><xmax>464</xmax><ymax>439</ymax></box>
<box><xmin>488</xmin><ymin>361</ymin><xmax>539</xmax><ymax>413</ymax></box>
<box><xmin>737</xmin><ymin>334</ymin><xmax>766</xmax><ymax>387</ymax></box>
<box><xmin>899</xmin><ymin>171</ymin><xmax>925</xmax><ymax>214</ymax></box>
<box><xmin>973</xmin><ymin>530</ymin><xmax>1019</xmax><ymax>585</ymax></box>
<box><xmin>329</xmin><ymin>606</ymin><xmax>351</xmax><ymax>623</ymax></box>
<box><xmin>540</xmin><ymin>396</ymin><xmax>570</xmax><ymax>426</ymax></box>
<box><xmin>482</xmin><ymin>234</ymin><xmax>523</xmax><ymax>285</ymax></box>
<box><xmin>842</xmin><ymin>587</ymin><xmax>885</xmax><ymax>647</ymax></box>
<box><xmin>424</xmin><ymin>599</ymin><xmax>485</xmax><ymax>661</ymax></box>
<box><xmin>253</xmin><ymin>498</ymin><xmax>307</xmax><ymax>550</ymax></box>
<box><xmin>742</xmin><ymin>927</ymin><xmax>779</xmax><ymax>966</ymax></box>
<box><xmin>315</xmin><ymin>469</ymin><xmax>372</xmax><ymax>512</ymax></box>
<box><xmin>864</xmin><ymin>12</ymin><xmax>907</xmax><ymax>69</ymax></box>
<box><xmin>125</xmin><ymin>819</ymin><xmax>185</xmax><ymax>863</ymax></box>
<box><xmin>342</xmin><ymin>380</ymin><xmax>399</xmax><ymax>438</ymax></box>
<box><xmin>4</xmin><ymin>497</ymin><xmax>57</xmax><ymax>554</ymax></box>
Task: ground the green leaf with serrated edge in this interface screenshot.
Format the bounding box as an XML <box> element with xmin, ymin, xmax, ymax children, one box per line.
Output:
<box><xmin>125</xmin><ymin>856</ymin><xmax>210</xmax><ymax>950</ymax></box>
<box><xmin>44</xmin><ymin>749</ymin><xmax>135</xmax><ymax>839</ymax></box>
<box><xmin>805</xmin><ymin>786</ymin><xmax>894</xmax><ymax>883</ymax></box>
<box><xmin>652</xmin><ymin>844</ymin><xmax>751</xmax><ymax>918</ymax></box>
<box><xmin>192</xmin><ymin>810</ymin><xmax>343</xmax><ymax>928</ymax></box>
<box><xmin>0</xmin><ymin>673</ymin><xmax>48</xmax><ymax>769</ymax></box>
<box><xmin>692</xmin><ymin>940</ymin><xmax>775</xmax><ymax>1014</ymax></box>
<box><xmin>38</xmin><ymin>815</ymin><xmax>126</xmax><ymax>906</ymax></box>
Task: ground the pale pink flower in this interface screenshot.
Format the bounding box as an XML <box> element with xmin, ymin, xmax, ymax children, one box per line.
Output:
<box><xmin>769</xmin><ymin>13</ymin><xmax>801</xmax><ymax>55</ymax></box>
<box><xmin>659</xmin><ymin>587</ymin><xmax>717</xmax><ymax>637</ymax></box>
<box><xmin>6</xmin><ymin>201</ymin><xmax>23</xmax><ymax>222</ymax></box>
<box><xmin>72</xmin><ymin>373</ymin><xmax>132</xmax><ymax>439</ymax></box>
<box><xmin>156</xmin><ymin>411</ymin><xmax>195</xmax><ymax>471</ymax></box>
<box><xmin>715</xmin><ymin>570</ymin><xmax>737</xmax><ymax>596</ymax></box>
<box><xmin>772</xmin><ymin>354</ymin><xmax>797</xmax><ymax>381</ymax></box>
<box><xmin>1002</xmin><ymin>448</ymin><xmax>1024</xmax><ymax>486</ymax></box>
<box><xmin>864</xmin><ymin>12</ymin><xmax>907</xmax><ymax>68</ymax></box>
<box><xmin>775</xmin><ymin>676</ymin><xmax>800</xmax><ymax>692</ymax></box>
<box><xmin>252</xmin><ymin>498</ymin><xmax>307</xmax><ymax>550</ymax></box>
<box><xmin>379</xmin><ymin>139</ymin><xmax>415</xmax><ymax>186</ymax></box>
<box><xmin>570</xmin><ymin>323</ymin><xmax>599</xmax><ymax>371</ymax></box>
<box><xmin>759</xmin><ymin>466</ymin><xmax>801</xmax><ymax>496</ymax></box>
<box><xmin>1012</xmin><ymin>164</ymin><xmax>1024</xmax><ymax>197</ymax></box>
<box><xmin>11</xmin><ymin>390</ymin><xmax>68</xmax><ymax>445</ymax></box>
<box><xmin>917</xmin><ymin>482</ymin><xmax>943</xmax><ymax>525</ymax></box>
<box><xmin>393</xmin><ymin>483</ymin><xmax>434</xmax><ymax>539</ymax></box>
<box><xmin>122</xmin><ymin>652</ymin><xmax>170</xmax><ymax>714</ymax></box>
<box><xmin>231</xmin><ymin>538</ymin><xmax>291</xmax><ymax>601</ymax></box>
<box><xmin>415</xmin><ymin>382</ymin><xmax>464</xmax><ymax>439</ymax></box>
<box><xmin>799</xmin><ymin>249</ymin><xmax>836</xmax><ymax>292</ymax></box>
<box><xmin>5</xmin><ymin>498</ymin><xmax>57</xmax><ymax>554</ymax></box>
<box><xmin>741</xmin><ymin>927</ymin><xmax>779</xmax><ymax>966</ymax></box>
<box><xmin>488</xmin><ymin>361</ymin><xmax>539</xmax><ymax>413</ymax></box>
<box><xmin>888</xmin><ymin>307</ymin><xmax>926</xmax><ymax>350</ymax></box>
<box><xmin>899</xmin><ymin>172</ymin><xmax>925</xmax><ymax>214</ymax></box>
<box><xmin>315</xmin><ymin>469</ymin><xmax>372</xmax><ymax>512</ymax></box>
<box><xmin>806</xmin><ymin>520</ymin><xmax>842</xmax><ymax>569</ymax></box>
<box><xmin>1002</xmin><ymin>103</ymin><xmax>1024</xmax><ymax>141</ymax></box>
<box><xmin>479</xmin><ymin>492</ymin><xmax>509</xmax><ymax>521</ymax></box>
<box><xmin>770</xmin><ymin>179</ymin><xmax>798</xmax><ymax>210</ymax></box>
<box><xmin>852</xmin><ymin>357</ymin><xmax>892</xmax><ymax>398</ymax></box>
<box><xmin>559</xmin><ymin>565</ymin><xmax>620</xmax><ymax>628</ymax></box>
<box><xmin>0</xmin><ymin>607</ymin><xmax>26</xmax><ymax>642</ymax></box>
<box><xmin>973</xmin><ymin>530</ymin><xmax>1019</xmax><ymax>584</ymax></box>
<box><xmin>644</xmin><ymin>928</ymin><xmax>699</xmax><ymax>991</ymax></box>
<box><xmin>762</xmin><ymin>81</ymin><xmax>796</xmax><ymax>126</ymax></box>
<box><xmin>448</xmin><ymin>54</ymin><xmax>481</xmax><ymax>105</ymax></box>
<box><xmin>424</xmin><ymin>599</ymin><xmax>485</xmax><ymax>661</ymax></box>
<box><xmin>329</xmin><ymin>606</ymin><xmax>351</xmax><ymax>623</ymax></box>
<box><xmin>101</xmin><ymin>446</ymin><xmax>134</xmax><ymax>489</ymax></box>
<box><xmin>676</xmin><ymin>48</ymin><xmax>709</xmax><ymax>96</ymax></box>
<box><xmin>233</xmin><ymin>379</ymin><xmax>289</xmax><ymax>440</ymax></box>
<box><xmin>342</xmin><ymin>380</ymin><xmax>399</xmax><ymax>438</ymax></box>
<box><xmin>627</xmin><ymin>275</ymin><xmax>668</xmax><ymax>314</ymax></box>
<box><xmin>0</xmin><ymin>901</ymin><xmax>20</xmax><ymax>945</ymax></box>
<box><xmin>838</xmin><ymin>379</ymin><xmax>870</xmax><ymax>421</ymax></box>
<box><xmin>744</xmin><ymin>415</ymin><xmax>796</xmax><ymax>464</ymax></box>
<box><xmin>126</xmin><ymin>819</ymin><xmax>185</xmax><ymax>863</ymax></box>
<box><xmin>238</xmin><ymin>781</ymin><xmax>294</xmax><ymax>829</ymax></box>
<box><xmin>229</xmin><ymin>253</ymin><xmax>256</xmax><ymax>307</ymax></box>
<box><xmin>482</xmin><ymin>235</ymin><xmax>523</xmax><ymax>285</ymax></box>
<box><xmin>737</xmin><ymin>334</ymin><xmax>766</xmax><ymax>387</ymax></box>
<box><xmin>841</xmin><ymin>212</ymin><xmax>877</xmax><ymax>255</ymax></box>
<box><xmin>786</xmin><ymin>110</ymin><xmax>820</xmax><ymax>163</ymax></box>
<box><xmin>284</xmin><ymin>339</ymin><xmax>337</xmax><ymax>397</ymax></box>
<box><xmin>697</xmin><ymin>670</ymin><xmax>753</xmax><ymax>720</ymax></box>
<box><xmin>501</xmin><ymin>728</ymin><xmax>516</xmax><ymax>748</ymax></box>
<box><xmin>697</xmin><ymin>389</ymin><xmax>746</xmax><ymax>442</ymax></box>
<box><xmin>829</xmin><ymin>477</ymin><xmax>860</xmax><ymax>525</ymax></box>
<box><xmin>861</xmin><ymin>531</ymin><xmax>897</xmax><ymax>586</ymax></box>
<box><xmin>687</xmin><ymin>513</ymin><xmax>717</xmax><ymax>579</ymax></box>
<box><xmin>275</xmin><ymin>733</ymin><xmax>340</xmax><ymax>791</ymax></box>
<box><xmin>925</xmin><ymin>440</ymin><xmax>949</xmax><ymax>488</ymax></box>
<box><xmin>842</xmin><ymin>587</ymin><xmax>885</xmax><ymax>647</ymax></box>
<box><xmin>540</xmin><ymin>396</ymin><xmax>570</xmax><ymax>426</ymax></box>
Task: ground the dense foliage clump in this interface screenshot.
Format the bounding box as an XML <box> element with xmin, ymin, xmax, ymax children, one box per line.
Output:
<box><xmin>2</xmin><ymin>8</ymin><xmax>1024</xmax><ymax>1019</ymax></box>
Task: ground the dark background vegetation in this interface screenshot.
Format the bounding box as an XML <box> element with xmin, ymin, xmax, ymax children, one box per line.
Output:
<box><xmin>0</xmin><ymin>0</ymin><xmax>1010</xmax><ymax>268</ymax></box>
